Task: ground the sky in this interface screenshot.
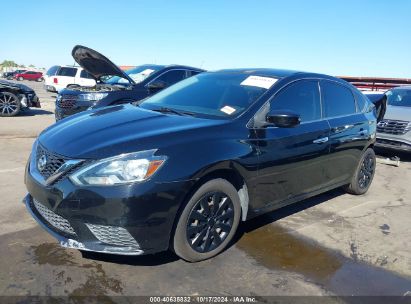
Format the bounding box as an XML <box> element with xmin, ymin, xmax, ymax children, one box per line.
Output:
<box><xmin>2</xmin><ymin>0</ymin><xmax>410</xmax><ymax>78</ymax></box>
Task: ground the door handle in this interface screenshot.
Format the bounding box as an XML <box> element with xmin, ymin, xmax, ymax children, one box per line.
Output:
<box><xmin>313</xmin><ymin>137</ymin><xmax>329</xmax><ymax>144</ymax></box>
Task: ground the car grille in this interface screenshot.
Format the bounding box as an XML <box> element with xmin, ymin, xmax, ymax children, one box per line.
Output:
<box><xmin>85</xmin><ymin>223</ymin><xmax>140</xmax><ymax>249</ymax></box>
<box><xmin>36</xmin><ymin>145</ymin><xmax>67</xmax><ymax>180</ymax></box>
<box><xmin>377</xmin><ymin>119</ymin><xmax>411</xmax><ymax>135</ymax></box>
<box><xmin>57</xmin><ymin>95</ymin><xmax>77</xmax><ymax>109</ymax></box>
<box><xmin>33</xmin><ymin>199</ymin><xmax>77</xmax><ymax>236</ymax></box>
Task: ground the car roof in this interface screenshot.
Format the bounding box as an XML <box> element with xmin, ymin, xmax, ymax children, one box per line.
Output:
<box><xmin>390</xmin><ymin>86</ymin><xmax>411</xmax><ymax>90</ymax></box>
<box><xmin>209</xmin><ymin>68</ymin><xmax>351</xmax><ymax>86</ymax></box>
<box><xmin>213</xmin><ymin>68</ymin><xmax>300</xmax><ymax>78</ymax></box>
<box><xmin>164</xmin><ymin>64</ymin><xmax>205</xmax><ymax>71</ymax></box>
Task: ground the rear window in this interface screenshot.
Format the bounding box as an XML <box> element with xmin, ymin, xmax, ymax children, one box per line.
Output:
<box><xmin>46</xmin><ymin>65</ymin><xmax>60</xmax><ymax>76</ymax></box>
<box><xmin>321</xmin><ymin>81</ymin><xmax>356</xmax><ymax>117</ymax></box>
<box><xmin>57</xmin><ymin>67</ymin><xmax>77</xmax><ymax>77</ymax></box>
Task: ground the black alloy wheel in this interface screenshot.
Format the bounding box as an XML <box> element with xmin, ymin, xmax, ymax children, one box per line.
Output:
<box><xmin>186</xmin><ymin>191</ymin><xmax>235</xmax><ymax>253</ymax></box>
<box><xmin>0</xmin><ymin>92</ymin><xmax>21</xmax><ymax>117</ymax></box>
<box><xmin>358</xmin><ymin>152</ymin><xmax>375</xmax><ymax>189</ymax></box>
<box><xmin>173</xmin><ymin>178</ymin><xmax>241</xmax><ymax>262</ymax></box>
<box><xmin>344</xmin><ymin>148</ymin><xmax>376</xmax><ymax>195</ymax></box>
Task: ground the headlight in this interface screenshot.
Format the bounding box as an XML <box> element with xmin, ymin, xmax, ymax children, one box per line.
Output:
<box><xmin>77</xmin><ymin>92</ymin><xmax>108</xmax><ymax>102</ymax></box>
<box><xmin>69</xmin><ymin>150</ymin><xmax>166</xmax><ymax>186</ymax></box>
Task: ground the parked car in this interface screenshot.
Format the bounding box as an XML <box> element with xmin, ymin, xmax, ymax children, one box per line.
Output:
<box><xmin>374</xmin><ymin>86</ymin><xmax>411</xmax><ymax>151</ymax></box>
<box><xmin>55</xmin><ymin>45</ymin><xmax>204</xmax><ymax>121</ymax></box>
<box><xmin>44</xmin><ymin>65</ymin><xmax>96</xmax><ymax>93</ymax></box>
<box><xmin>0</xmin><ymin>80</ymin><xmax>40</xmax><ymax>116</ymax></box>
<box><xmin>2</xmin><ymin>71</ymin><xmax>14</xmax><ymax>78</ymax></box>
<box><xmin>14</xmin><ymin>71</ymin><xmax>43</xmax><ymax>82</ymax></box>
<box><xmin>2</xmin><ymin>70</ymin><xmax>27</xmax><ymax>80</ymax></box>
<box><xmin>24</xmin><ymin>69</ymin><xmax>385</xmax><ymax>262</ymax></box>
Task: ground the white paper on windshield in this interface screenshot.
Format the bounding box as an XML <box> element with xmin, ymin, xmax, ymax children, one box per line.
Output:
<box><xmin>130</xmin><ymin>69</ymin><xmax>156</xmax><ymax>83</ymax></box>
<box><xmin>140</xmin><ymin>69</ymin><xmax>155</xmax><ymax>76</ymax></box>
<box><xmin>220</xmin><ymin>105</ymin><xmax>236</xmax><ymax>115</ymax></box>
<box><xmin>240</xmin><ymin>76</ymin><xmax>278</xmax><ymax>89</ymax></box>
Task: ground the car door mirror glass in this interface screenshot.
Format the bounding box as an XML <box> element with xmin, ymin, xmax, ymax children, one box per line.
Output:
<box><xmin>266</xmin><ymin>110</ymin><xmax>301</xmax><ymax>128</ymax></box>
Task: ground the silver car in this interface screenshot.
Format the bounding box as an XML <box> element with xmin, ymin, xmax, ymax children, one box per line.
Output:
<box><xmin>375</xmin><ymin>86</ymin><xmax>411</xmax><ymax>151</ymax></box>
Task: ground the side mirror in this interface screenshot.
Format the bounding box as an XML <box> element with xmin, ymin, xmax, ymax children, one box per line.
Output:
<box><xmin>266</xmin><ymin>110</ymin><xmax>301</xmax><ymax>128</ymax></box>
<box><xmin>147</xmin><ymin>80</ymin><xmax>167</xmax><ymax>91</ymax></box>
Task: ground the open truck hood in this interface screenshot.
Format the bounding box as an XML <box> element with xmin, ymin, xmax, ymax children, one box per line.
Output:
<box><xmin>72</xmin><ymin>45</ymin><xmax>135</xmax><ymax>84</ymax></box>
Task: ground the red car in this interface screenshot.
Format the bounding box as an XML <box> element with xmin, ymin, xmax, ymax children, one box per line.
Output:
<box><xmin>14</xmin><ymin>71</ymin><xmax>43</xmax><ymax>82</ymax></box>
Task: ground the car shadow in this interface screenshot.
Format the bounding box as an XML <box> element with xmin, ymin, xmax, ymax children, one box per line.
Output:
<box><xmin>231</xmin><ymin>188</ymin><xmax>345</xmax><ymax>244</ymax></box>
<box><xmin>82</xmin><ymin>188</ymin><xmax>345</xmax><ymax>266</ymax></box>
<box><xmin>19</xmin><ymin>109</ymin><xmax>53</xmax><ymax>116</ymax></box>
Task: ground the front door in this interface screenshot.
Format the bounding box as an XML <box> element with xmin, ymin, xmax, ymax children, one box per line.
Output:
<box><xmin>253</xmin><ymin>80</ymin><xmax>331</xmax><ymax>211</ymax></box>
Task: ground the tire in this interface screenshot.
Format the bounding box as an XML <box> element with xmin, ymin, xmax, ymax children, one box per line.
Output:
<box><xmin>18</xmin><ymin>77</ymin><xmax>23</xmax><ymax>81</ymax></box>
<box><xmin>0</xmin><ymin>92</ymin><xmax>21</xmax><ymax>117</ymax></box>
<box><xmin>173</xmin><ymin>178</ymin><xmax>241</xmax><ymax>262</ymax></box>
<box><xmin>344</xmin><ymin>148</ymin><xmax>376</xmax><ymax>195</ymax></box>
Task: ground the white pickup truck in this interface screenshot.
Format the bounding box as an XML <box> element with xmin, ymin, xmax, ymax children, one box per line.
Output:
<box><xmin>43</xmin><ymin>65</ymin><xmax>96</xmax><ymax>93</ymax></box>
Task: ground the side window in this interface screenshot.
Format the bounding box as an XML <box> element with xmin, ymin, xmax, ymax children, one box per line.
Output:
<box><xmin>46</xmin><ymin>66</ymin><xmax>60</xmax><ymax>76</ymax></box>
<box><xmin>80</xmin><ymin>70</ymin><xmax>93</xmax><ymax>79</ymax></box>
<box><xmin>270</xmin><ymin>80</ymin><xmax>321</xmax><ymax>122</ymax></box>
<box><xmin>353</xmin><ymin>90</ymin><xmax>367</xmax><ymax>113</ymax></box>
<box><xmin>187</xmin><ymin>70</ymin><xmax>201</xmax><ymax>77</ymax></box>
<box><xmin>155</xmin><ymin>70</ymin><xmax>186</xmax><ymax>86</ymax></box>
<box><xmin>321</xmin><ymin>81</ymin><xmax>356</xmax><ymax>117</ymax></box>
<box><xmin>58</xmin><ymin>67</ymin><xmax>77</xmax><ymax>77</ymax></box>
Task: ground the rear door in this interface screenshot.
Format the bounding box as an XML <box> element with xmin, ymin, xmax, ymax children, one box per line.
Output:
<box><xmin>253</xmin><ymin>79</ymin><xmax>331</xmax><ymax>210</ymax></box>
<box><xmin>26</xmin><ymin>72</ymin><xmax>35</xmax><ymax>80</ymax></box>
<box><xmin>321</xmin><ymin>80</ymin><xmax>370</xmax><ymax>185</ymax></box>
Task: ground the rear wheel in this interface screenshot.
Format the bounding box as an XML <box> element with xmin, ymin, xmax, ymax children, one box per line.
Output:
<box><xmin>344</xmin><ymin>148</ymin><xmax>376</xmax><ymax>195</ymax></box>
<box><xmin>173</xmin><ymin>179</ymin><xmax>241</xmax><ymax>262</ymax></box>
<box><xmin>0</xmin><ymin>92</ymin><xmax>21</xmax><ymax>117</ymax></box>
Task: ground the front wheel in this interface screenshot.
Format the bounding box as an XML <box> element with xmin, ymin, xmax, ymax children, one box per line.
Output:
<box><xmin>0</xmin><ymin>92</ymin><xmax>21</xmax><ymax>117</ymax></box>
<box><xmin>344</xmin><ymin>148</ymin><xmax>376</xmax><ymax>195</ymax></box>
<box><xmin>18</xmin><ymin>77</ymin><xmax>23</xmax><ymax>81</ymax></box>
<box><xmin>173</xmin><ymin>179</ymin><xmax>241</xmax><ymax>262</ymax></box>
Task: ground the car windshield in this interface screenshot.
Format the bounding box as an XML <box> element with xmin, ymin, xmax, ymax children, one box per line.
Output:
<box><xmin>139</xmin><ymin>72</ymin><xmax>274</xmax><ymax>118</ymax></box>
<box><xmin>386</xmin><ymin>89</ymin><xmax>411</xmax><ymax>107</ymax></box>
<box><xmin>104</xmin><ymin>65</ymin><xmax>164</xmax><ymax>84</ymax></box>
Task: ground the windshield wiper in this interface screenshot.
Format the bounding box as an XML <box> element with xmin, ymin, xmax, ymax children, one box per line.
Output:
<box><xmin>152</xmin><ymin>107</ymin><xmax>196</xmax><ymax>116</ymax></box>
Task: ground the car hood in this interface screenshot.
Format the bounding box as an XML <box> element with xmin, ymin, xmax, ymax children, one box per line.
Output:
<box><xmin>0</xmin><ymin>80</ymin><xmax>33</xmax><ymax>92</ymax></box>
<box><xmin>383</xmin><ymin>105</ymin><xmax>411</xmax><ymax>121</ymax></box>
<box><xmin>72</xmin><ymin>45</ymin><xmax>135</xmax><ymax>84</ymax></box>
<box><xmin>39</xmin><ymin>104</ymin><xmax>226</xmax><ymax>159</ymax></box>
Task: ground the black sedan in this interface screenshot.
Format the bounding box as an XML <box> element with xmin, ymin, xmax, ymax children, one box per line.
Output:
<box><xmin>0</xmin><ymin>80</ymin><xmax>40</xmax><ymax>116</ymax></box>
<box><xmin>24</xmin><ymin>69</ymin><xmax>384</xmax><ymax>261</ymax></box>
<box><xmin>55</xmin><ymin>45</ymin><xmax>204</xmax><ymax>121</ymax></box>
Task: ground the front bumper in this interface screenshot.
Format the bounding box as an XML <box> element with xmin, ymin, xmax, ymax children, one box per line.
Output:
<box><xmin>24</xmin><ymin>164</ymin><xmax>194</xmax><ymax>255</ymax></box>
<box><xmin>24</xmin><ymin>194</ymin><xmax>144</xmax><ymax>255</ymax></box>
<box><xmin>19</xmin><ymin>93</ymin><xmax>40</xmax><ymax>109</ymax></box>
<box><xmin>376</xmin><ymin>134</ymin><xmax>411</xmax><ymax>152</ymax></box>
